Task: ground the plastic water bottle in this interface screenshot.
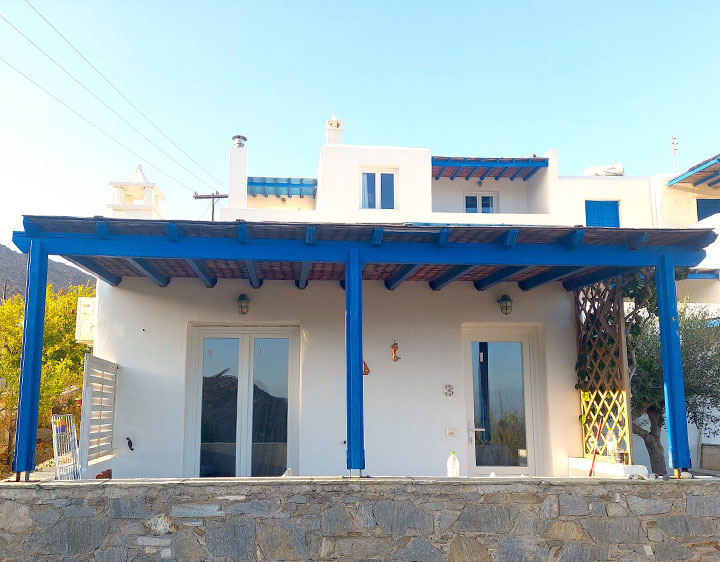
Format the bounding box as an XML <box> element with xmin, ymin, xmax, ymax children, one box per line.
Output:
<box><xmin>446</xmin><ymin>451</ymin><xmax>459</xmax><ymax>477</ymax></box>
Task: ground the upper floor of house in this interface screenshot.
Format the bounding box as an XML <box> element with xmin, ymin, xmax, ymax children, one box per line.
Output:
<box><xmin>110</xmin><ymin>117</ymin><xmax>720</xmax><ymax>231</ymax></box>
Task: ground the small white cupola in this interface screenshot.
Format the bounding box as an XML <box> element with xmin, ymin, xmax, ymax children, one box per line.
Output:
<box><xmin>325</xmin><ymin>114</ymin><xmax>343</xmax><ymax>144</ymax></box>
<box><xmin>107</xmin><ymin>164</ymin><xmax>164</xmax><ymax>219</ymax></box>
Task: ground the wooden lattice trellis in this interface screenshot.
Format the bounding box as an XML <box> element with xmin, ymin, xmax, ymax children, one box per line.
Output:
<box><xmin>575</xmin><ymin>278</ymin><xmax>632</xmax><ymax>461</ymax></box>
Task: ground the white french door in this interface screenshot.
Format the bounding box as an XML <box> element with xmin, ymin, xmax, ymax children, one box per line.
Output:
<box><xmin>463</xmin><ymin>326</ymin><xmax>541</xmax><ymax>476</ymax></box>
<box><xmin>185</xmin><ymin>327</ymin><xmax>299</xmax><ymax>477</ymax></box>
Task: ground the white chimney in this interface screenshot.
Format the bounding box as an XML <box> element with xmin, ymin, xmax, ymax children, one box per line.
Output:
<box><xmin>107</xmin><ymin>164</ymin><xmax>164</xmax><ymax>219</ymax></box>
<box><xmin>228</xmin><ymin>135</ymin><xmax>248</xmax><ymax>209</ymax></box>
<box><xmin>325</xmin><ymin>114</ymin><xmax>342</xmax><ymax>144</ymax></box>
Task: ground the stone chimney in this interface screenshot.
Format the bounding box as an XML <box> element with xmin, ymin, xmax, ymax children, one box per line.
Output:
<box><xmin>228</xmin><ymin>135</ymin><xmax>248</xmax><ymax>209</ymax></box>
<box><xmin>325</xmin><ymin>114</ymin><xmax>342</xmax><ymax>144</ymax></box>
<box><xmin>107</xmin><ymin>164</ymin><xmax>164</xmax><ymax>219</ymax></box>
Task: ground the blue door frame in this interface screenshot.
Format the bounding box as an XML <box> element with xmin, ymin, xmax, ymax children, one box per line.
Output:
<box><xmin>9</xmin><ymin>223</ymin><xmax>709</xmax><ymax>475</ymax></box>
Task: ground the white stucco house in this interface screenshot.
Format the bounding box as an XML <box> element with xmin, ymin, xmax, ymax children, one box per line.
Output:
<box><xmin>9</xmin><ymin>118</ymin><xmax>719</xmax><ymax>481</ymax></box>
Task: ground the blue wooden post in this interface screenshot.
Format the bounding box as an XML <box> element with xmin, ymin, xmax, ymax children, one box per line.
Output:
<box><xmin>656</xmin><ymin>254</ymin><xmax>691</xmax><ymax>471</ymax></box>
<box><xmin>345</xmin><ymin>248</ymin><xmax>366</xmax><ymax>470</ymax></box>
<box><xmin>12</xmin><ymin>240</ymin><xmax>49</xmax><ymax>476</ymax></box>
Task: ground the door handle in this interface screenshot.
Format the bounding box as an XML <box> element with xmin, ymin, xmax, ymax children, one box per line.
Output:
<box><xmin>468</xmin><ymin>423</ymin><xmax>486</xmax><ymax>444</ymax></box>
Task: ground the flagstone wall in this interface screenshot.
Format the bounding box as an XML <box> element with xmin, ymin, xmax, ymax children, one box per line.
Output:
<box><xmin>1</xmin><ymin>477</ymin><xmax>719</xmax><ymax>561</ymax></box>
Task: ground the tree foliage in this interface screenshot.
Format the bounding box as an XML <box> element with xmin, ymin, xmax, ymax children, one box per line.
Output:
<box><xmin>0</xmin><ymin>284</ymin><xmax>94</xmax><ymax>472</ymax></box>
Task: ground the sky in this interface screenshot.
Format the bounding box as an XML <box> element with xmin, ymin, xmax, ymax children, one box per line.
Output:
<box><xmin>1</xmin><ymin>1</ymin><xmax>719</xmax><ymax>248</ymax></box>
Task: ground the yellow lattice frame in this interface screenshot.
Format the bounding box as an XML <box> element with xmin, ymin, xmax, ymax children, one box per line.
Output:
<box><xmin>575</xmin><ymin>278</ymin><xmax>632</xmax><ymax>461</ymax></box>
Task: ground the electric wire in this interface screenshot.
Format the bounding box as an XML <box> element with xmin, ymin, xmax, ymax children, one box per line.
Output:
<box><xmin>23</xmin><ymin>0</ymin><xmax>227</xmax><ymax>191</ymax></box>
<box><xmin>0</xmin><ymin>10</ymin><xmax>222</xmax><ymax>194</ymax></box>
<box><xmin>0</xmin><ymin>53</ymin><xmax>198</xmax><ymax>194</ymax></box>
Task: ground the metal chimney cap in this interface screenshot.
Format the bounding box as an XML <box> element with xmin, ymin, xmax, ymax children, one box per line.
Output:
<box><xmin>232</xmin><ymin>135</ymin><xmax>247</xmax><ymax>147</ymax></box>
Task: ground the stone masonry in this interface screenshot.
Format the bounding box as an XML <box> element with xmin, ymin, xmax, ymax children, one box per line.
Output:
<box><xmin>1</xmin><ymin>477</ymin><xmax>720</xmax><ymax>561</ymax></box>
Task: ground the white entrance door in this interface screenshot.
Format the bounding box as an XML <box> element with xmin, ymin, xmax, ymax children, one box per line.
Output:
<box><xmin>463</xmin><ymin>327</ymin><xmax>540</xmax><ymax>476</ymax></box>
<box><xmin>186</xmin><ymin>327</ymin><xmax>299</xmax><ymax>477</ymax></box>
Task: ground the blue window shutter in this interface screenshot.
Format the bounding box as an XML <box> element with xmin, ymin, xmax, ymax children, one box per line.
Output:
<box><xmin>698</xmin><ymin>199</ymin><xmax>720</xmax><ymax>221</ymax></box>
<box><xmin>585</xmin><ymin>200</ymin><xmax>619</xmax><ymax>227</ymax></box>
<box><xmin>585</xmin><ymin>201</ymin><xmax>602</xmax><ymax>226</ymax></box>
<box><xmin>601</xmin><ymin>201</ymin><xmax>620</xmax><ymax>227</ymax></box>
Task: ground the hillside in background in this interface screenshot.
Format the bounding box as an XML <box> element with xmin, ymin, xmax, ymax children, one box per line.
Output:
<box><xmin>0</xmin><ymin>244</ymin><xmax>95</xmax><ymax>297</ymax></box>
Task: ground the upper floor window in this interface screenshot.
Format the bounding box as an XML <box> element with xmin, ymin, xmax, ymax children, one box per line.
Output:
<box><xmin>585</xmin><ymin>200</ymin><xmax>619</xmax><ymax>227</ymax></box>
<box><xmin>362</xmin><ymin>172</ymin><xmax>395</xmax><ymax>209</ymax></box>
<box><xmin>697</xmin><ymin>199</ymin><xmax>720</xmax><ymax>221</ymax></box>
<box><xmin>465</xmin><ymin>193</ymin><xmax>496</xmax><ymax>214</ymax></box>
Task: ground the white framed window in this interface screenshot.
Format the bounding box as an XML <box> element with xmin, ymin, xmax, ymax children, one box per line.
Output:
<box><xmin>362</xmin><ymin>171</ymin><xmax>395</xmax><ymax>209</ymax></box>
<box><xmin>465</xmin><ymin>192</ymin><xmax>497</xmax><ymax>214</ymax></box>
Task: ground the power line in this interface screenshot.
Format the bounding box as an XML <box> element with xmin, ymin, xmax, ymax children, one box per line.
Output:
<box><xmin>23</xmin><ymin>0</ymin><xmax>227</xmax><ymax>191</ymax></box>
<box><xmin>0</xmin><ymin>10</ymin><xmax>223</xmax><ymax>194</ymax></box>
<box><xmin>0</xmin><ymin>53</ymin><xmax>198</xmax><ymax>194</ymax></box>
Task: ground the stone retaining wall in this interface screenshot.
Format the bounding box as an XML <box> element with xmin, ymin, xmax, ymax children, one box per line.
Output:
<box><xmin>1</xmin><ymin>477</ymin><xmax>720</xmax><ymax>561</ymax></box>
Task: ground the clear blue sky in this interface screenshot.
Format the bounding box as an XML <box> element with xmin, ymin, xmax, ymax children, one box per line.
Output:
<box><xmin>1</xmin><ymin>1</ymin><xmax>718</xmax><ymax>246</ymax></box>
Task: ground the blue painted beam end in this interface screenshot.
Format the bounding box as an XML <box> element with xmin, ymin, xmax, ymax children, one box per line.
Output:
<box><xmin>500</xmin><ymin>229</ymin><xmax>519</xmax><ymax>249</ymax></box>
<box><xmin>519</xmin><ymin>266</ymin><xmax>586</xmax><ymax>291</ymax></box>
<box><xmin>295</xmin><ymin>261</ymin><xmax>310</xmax><ymax>289</ymax></box>
<box><xmin>186</xmin><ymin>259</ymin><xmax>217</xmax><ymax>288</ymax></box>
<box><xmin>305</xmin><ymin>226</ymin><xmax>316</xmax><ymax>245</ymax></box>
<box><xmin>385</xmin><ymin>264</ymin><xmax>422</xmax><ymax>290</ymax></box>
<box><xmin>237</xmin><ymin>224</ymin><xmax>248</xmax><ymax>244</ymax></box>
<box><xmin>372</xmin><ymin>228</ymin><xmax>384</xmax><ymax>246</ymax></box>
<box><xmin>245</xmin><ymin>260</ymin><xmax>263</xmax><ymax>289</ymax></box>
<box><xmin>128</xmin><ymin>258</ymin><xmax>170</xmax><ymax>287</ymax></box>
<box><xmin>474</xmin><ymin>266</ymin><xmax>528</xmax><ymax>291</ymax></box>
<box><xmin>563</xmin><ymin>229</ymin><xmax>585</xmax><ymax>249</ymax></box>
<box><xmin>167</xmin><ymin>222</ymin><xmax>179</xmax><ymax>242</ymax></box>
<box><xmin>429</xmin><ymin>265</ymin><xmax>477</xmax><ymax>291</ymax></box>
<box><xmin>66</xmin><ymin>256</ymin><xmax>122</xmax><ymax>286</ymax></box>
<box><xmin>96</xmin><ymin>221</ymin><xmax>109</xmax><ymax>240</ymax></box>
<box><xmin>436</xmin><ymin>228</ymin><xmax>450</xmax><ymax>247</ymax></box>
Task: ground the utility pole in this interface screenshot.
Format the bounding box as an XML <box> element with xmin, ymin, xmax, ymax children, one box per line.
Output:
<box><xmin>193</xmin><ymin>191</ymin><xmax>228</xmax><ymax>221</ymax></box>
<box><xmin>671</xmin><ymin>136</ymin><xmax>679</xmax><ymax>175</ymax></box>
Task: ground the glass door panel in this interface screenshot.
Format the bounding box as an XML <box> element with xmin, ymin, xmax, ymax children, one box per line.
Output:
<box><xmin>251</xmin><ymin>338</ymin><xmax>290</xmax><ymax>476</ymax></box>
<box><xmin>471</xmin><ymin>341</ymin><xmax>527</xmax><ymax>467</ymax></box>
<box><xmin>199</xmin><ymin>338</ymin><xmax>239</xmax><ymax>477</ymax></box>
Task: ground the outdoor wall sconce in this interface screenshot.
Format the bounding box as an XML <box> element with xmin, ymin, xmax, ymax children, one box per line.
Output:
<box><xmin>391</xmin><ymin>341</ymin><xmax>401</xmax><ymax>361</ymax></box>
<box><xmin>237</xmin><ymin>294</ymin><xmax>251</xmax><ymax>315</ymax></box>
<box><xmin>497</xmin><ymin>294</ymin><xmax>513</xmax><ymax>315</ymax></box>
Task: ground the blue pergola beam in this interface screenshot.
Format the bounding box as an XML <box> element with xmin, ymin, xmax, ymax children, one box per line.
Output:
<box><xmin>561</xmin><ymin>267</ymin><xmax>630</xmax><ymax>291</ymax></box>
<box><xmin>295</xmin><ymin>262</ymin><xmax>310</xmax><ymax>289</ymax></box>
<box><xmin>562</xmin><ymin>229</ymin><xmax>585</xmax><ymax>249</ymax></box>
<box><xmin>97</xmin><ymin>221</ymin><xmax>109</xmax><ymax>239</ymax></box>
<box><xmin>305</xmin><ymin>226</ymin><xmax>316</xmax><ymax>245</ymax></box>
<box><xmin>628</xmin><ymin>232</ymin><xmax>650</xmax><ymax>250</ymax></box>
<box><xmin>429</xmin><ymin>265</ymin><xmax>477</xmax><ymax>291</ymax></box>
<box><xmin>508</xmin><ymin>167</ymin><xmax>525</xmax><ymax>181</ymax></box>
<box><xmin>656</xmin><ymin>255</ymin><xmax>692</xmax><ymax>470</ymax></box>
<box><xmin>500</xmin><ymin>229</ymin><xmax>518</xmax><ymax>249</ymax></box>
<box><xmin>245</xmin><ymin>260</ymin><xmax>263</xmax><ymax>289</ymax></box>
<box><xmin>450</xmin><ymin>162</ymin><xmax>465</xmax><ymax>181</ymax></box>
<box><xmin>11</xmin><ymin>231</ymin><xmax>712</xmax><ymax>268</ymax></box>
<box><xmin>519</xmin><ymin>266</ymin><xmax>587</xmax><ymax>291</ymax></box>
<box><xmin>464</xmin><ymin>168</ymin><xmax>476</xmax><ymax>180</ymax></box>
<box><xmin>65</xmin><ymin>256</ymin><xmax>121</xmax><ymax>286</ymax></box>
<box><xmin>345</xmin><ymin>249</ymin><xmax>365</xmax><ymax>471</ymax></box>
<box><xmin>385</xmin><ymin>264</ymin><xmax>422</xmax><ymax>290</ymax></box>
<box><xmin>709</xmin><ymin>177</ymin><xmax>720</xmax><ymax>188</ymax></box>
<box><xmin>694</xmin><ymin>170</ymin><xmax>720</xmax><ymax>187</ymax></box>
<box><xmin>474</xmin><ymin>266</ymin><xmax>529</xmax><ymax>291</ymax></box>
<box><xmin>371</xmin><ymin>228</ymin><xmax>383</xmax><ymax>246</ymax></box>
<box><xmin>237</xmin><ymin>225</ymin><xmax>248</xmax><ymax>244</ymax></box>
<box><xmin>167</xmin><ymin>222</ymin><xmax>179</xmax><ymax>242</ymax></box>
<box><xmin>523</xmin><ymin>167</ymin><xmax>541</xmax><ymax>181</ymax></box>
<box><xmin>668</xmin><ymin>157</ymin><xmax>720</xmax><ymax>186</ymax></box>
<box><xmin>186</xmin><ymin>259</ymin><xmax>217</xmax><ymax>288</ymax></box>
<box><xmin>436</xmin><ymin>228</ymin><xmax>450</xmax><ymax>247</ymax></box>
<box><xmin>12</xmin><ymin>241</ymin><xmax>48</xmax><ymax>476</ymax></box>
<box><xmin>127</xmin><ymin>258</ymin><xmax>170</xmax><ymax>287</ymax></box>
<box><xmin>434</xmin><ymin>166</ymin><xmax>446</xmax><ymax>181</ymax></box>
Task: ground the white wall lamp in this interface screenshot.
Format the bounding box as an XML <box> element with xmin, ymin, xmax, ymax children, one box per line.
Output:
<box><xmin>237</xmin><ymin>293</ymin><xmax>251</xmax><ymax>315</ymax></box>
<box><xmin>497</xmin><ymin>294</ymin><xmax>513</xmax><ymax>315</ymax></box>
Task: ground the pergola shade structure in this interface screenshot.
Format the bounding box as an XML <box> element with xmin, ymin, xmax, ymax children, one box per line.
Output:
<box><xmin>668</xmin><ymin>154</ymin><xmax>720</xmax><ymax>188</ymax></box>
<box><xmin>11</xmin><ymin>216</ymin><xmax>717</xmax><ymax>477</ymax></box>
<box><xmin>432</xmin><ymin>156</ymin><xmax>548</xmax><ymax>182</ymax></box>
